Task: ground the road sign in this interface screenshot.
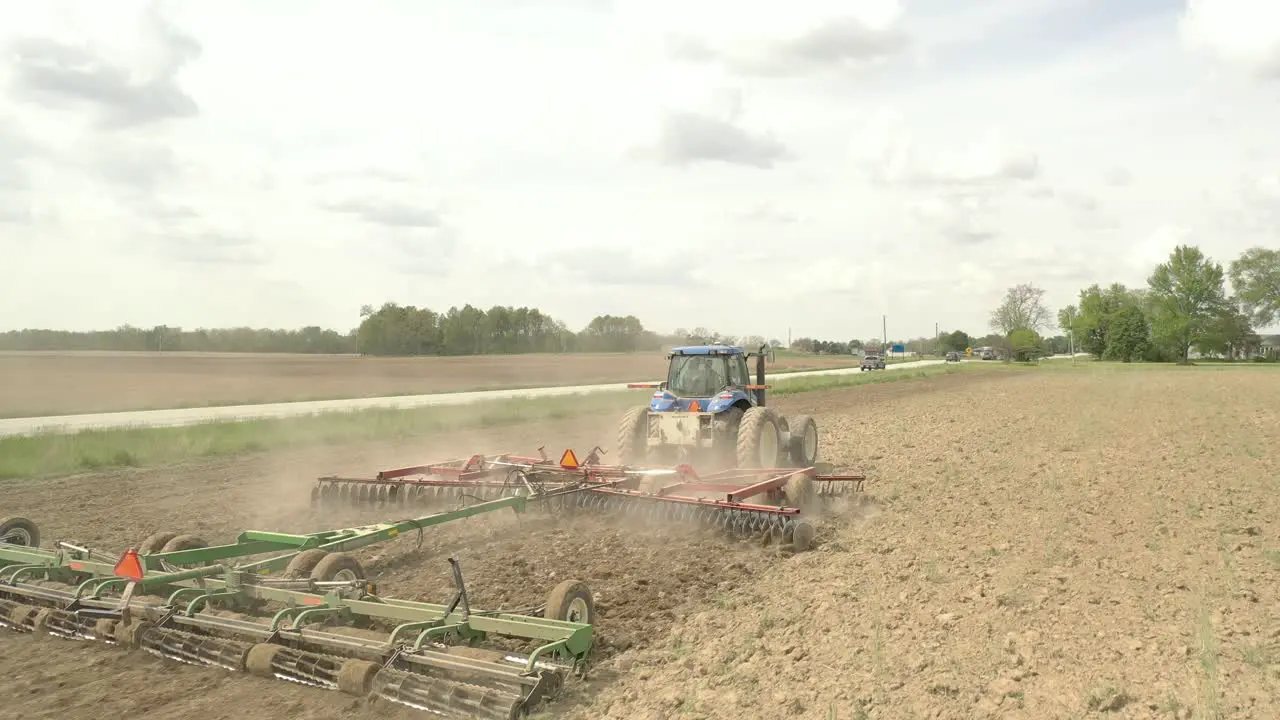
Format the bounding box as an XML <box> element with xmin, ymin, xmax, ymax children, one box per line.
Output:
<box><xmin>965</xmin><ymin>347</ymin><xmax>973</xmax><ymax>356</ymax></box>
<box><xmin>891</xmin><ymin>344</ymin><xmax>905</xmax><ymax>354</ymax></box>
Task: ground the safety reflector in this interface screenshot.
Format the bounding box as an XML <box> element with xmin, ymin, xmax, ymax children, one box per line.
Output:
<box><xmin>689</xmin><ymin>400</ymin><xmax>701</xmax><ymax>412</ymax></box>
<box><xmin>559</xmin><ymin>449</ymin><xmax>580</xmax><ymax>469</ymax></box>
<box><xmin>113</xmin><ymin>548</ymin><xmax>144</xmax><ymax>582</ymax></box>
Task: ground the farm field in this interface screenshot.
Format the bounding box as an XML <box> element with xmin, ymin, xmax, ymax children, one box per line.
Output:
<box><xmin>1</xmin><ymin>364</ymin><xmax>1278</xmax><ymax>719</ymax></box>
<box><xmin>0</xmin><ymin>350</ymin><xmax>864</xmax><ymax>418</ymax></box>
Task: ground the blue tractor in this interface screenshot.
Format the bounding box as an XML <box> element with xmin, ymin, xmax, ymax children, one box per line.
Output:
<box><xmin>617</xmin><ymin>344</ymin><xmax>820</xmax><ymax>469</ymax></box>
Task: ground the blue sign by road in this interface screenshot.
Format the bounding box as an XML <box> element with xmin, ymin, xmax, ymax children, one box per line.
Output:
<box><xmin>891</xmin><ymin>344</ymin><xmax>905</xmax><ymax>353</ymax></box>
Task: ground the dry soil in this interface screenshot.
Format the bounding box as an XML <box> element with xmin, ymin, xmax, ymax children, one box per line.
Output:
<box><xmin>1</xmin><ymin>365</ymin><xmax>1278</xmax><ymax>719</ymax></box>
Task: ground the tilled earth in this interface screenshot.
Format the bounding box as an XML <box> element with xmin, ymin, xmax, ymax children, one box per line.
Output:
<box><xmin>0</xmin><ymin>350</ymin><xmax>860</xmax><ymax>417</ymax></box>
<box><xmin>2</xmin><ymin>365</ymin><xmax>1279</xmax><ymax>719</ymax></box>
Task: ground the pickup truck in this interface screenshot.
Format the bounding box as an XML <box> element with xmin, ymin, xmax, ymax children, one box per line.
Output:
<box><xmin>860</xmin><ymin>354</ymin><xmax>886</xmax><ymax>371</ymax></box>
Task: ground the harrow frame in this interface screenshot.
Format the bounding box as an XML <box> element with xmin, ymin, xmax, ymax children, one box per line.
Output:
<box><xmin>312</xmin><ymin>447</ymin><xmax>868</xmax><ymax>552</ymax></box>
<box><xmin>0</xmin><ymin>498</ymin><xmax>595</xmax><ymax>720</ymax></box>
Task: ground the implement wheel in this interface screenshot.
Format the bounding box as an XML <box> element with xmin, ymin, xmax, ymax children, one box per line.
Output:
<box><xmin>138</xmin><ymin>531</ymin><xmax>178</xmax><ymax>555</ymax></box>
<box><xmin>0</xmin><ymin>516</ymin><xmax>39</xmax><ymax>546</ymax></box>
<box><xmin>161</xmin><ymin>535</ymin><xmax>207</xmax><ymax>553</ymax></box>
<box><xmin>544</xmin><ymin>579</ymin><xmax>594</xmax><ymax>624</ymax></box>
<box><xmin>310</xmin><ymin>553</ymin><xmax>365</xmax><ymax>583</ymax></box>
<box><xmin>285</xmin><ymin>549</ymin><xmax>331</xmax><ymax>578</ymax></box>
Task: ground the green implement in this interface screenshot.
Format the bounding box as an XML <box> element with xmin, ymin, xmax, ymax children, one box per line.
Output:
<box><xmin>0</xmin><ymin>502</ymin><xmax>595</xmax><ymax>720</ymax></box>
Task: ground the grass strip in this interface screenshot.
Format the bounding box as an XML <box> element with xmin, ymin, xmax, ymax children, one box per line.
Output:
<box><xmin>0</xmin><ymin>363</ymin><xmax>1005</xmax><ymax>479</ymax></box>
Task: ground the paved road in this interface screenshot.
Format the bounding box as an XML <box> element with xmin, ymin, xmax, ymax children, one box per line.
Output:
<box><xmin>0</xmin><ymin>355</ymin><xmax>1082</xmax><ymax>437</ymax></box>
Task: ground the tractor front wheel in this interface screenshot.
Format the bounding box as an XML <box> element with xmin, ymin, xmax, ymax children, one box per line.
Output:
<box><xmin>736</xmin><ymin>407</ymin><xmax>781</xmax><ymax>469</ymax></box>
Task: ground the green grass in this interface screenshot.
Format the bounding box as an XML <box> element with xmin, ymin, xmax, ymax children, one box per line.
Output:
<box><xmin>0</xmin><ymin>362</ymin><xmax>1006</xmax><ymax>480</ymax></box>
<box><xmin>1034</xmin><ymin>357</ymin><xmax>1280</xmax><ymax>373</ymax></box>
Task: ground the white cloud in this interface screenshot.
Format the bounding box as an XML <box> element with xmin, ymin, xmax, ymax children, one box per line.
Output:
<box><xmin>1</xmin><ymin>0</ymin><xmax>1279</xmax><ymax>338</ymax></box>
<box><xmin>1180</xmin><ymin>0</ymin><xmax>1280</xmax><ymax>78</ymax></box>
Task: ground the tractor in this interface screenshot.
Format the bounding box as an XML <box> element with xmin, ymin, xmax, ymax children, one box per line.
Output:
<box><xmin>617</xmin><ymin>344</ymin><xmax>819</xmax><ymax>470</ymax></box>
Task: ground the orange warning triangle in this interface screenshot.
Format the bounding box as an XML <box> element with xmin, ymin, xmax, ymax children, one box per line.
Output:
<box><xmin>113</xmin><ymin>548</ymin><xmax>144</xmax><ymax>582</ymax></box>
<box><xmin>559</xmin><ymin>448</ymin><xmax>580</xmax><ymax>469</ymax></box>
<box><xmin>689</xmin><ymin>400</ymin><xmax>701</xmax><ymax>412</ymax></box>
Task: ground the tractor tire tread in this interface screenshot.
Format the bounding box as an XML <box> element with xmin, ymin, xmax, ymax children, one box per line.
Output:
<box><xmin>736</xmin><ymin>407</ymin><xmax>781</xmax><ymax>469</ymax></box>
<box><xmin>160</xmin><ymin>534</ymin><xmax>208</xmax><ymax>553</ymax></box>
<box><xmin>616</xmin><ymin>406</ymin><xmax>650</xmax><ymax>466</ymax></box>
<box><xmin>310</xmin><ymin>552</ymin><xmax>366</xmax><ymax>583</ymax></box>
<box><xmin>786</xmin><ymin>414</ymin><xmax>819</xmax><ymax>467</ymax></box>
<box><xmin>285</xmin><ymin>549</ymin><xmax>331</xmax><ymax>578</ymax></box>
<box><xmin>138</xmin><ymin>531</ymin><xmax>179</xmax><ymax>555</ymax></box>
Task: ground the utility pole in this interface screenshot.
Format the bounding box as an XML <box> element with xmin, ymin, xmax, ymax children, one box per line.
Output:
<box><xmin>935</xmin><ymin>322</ymin><xmax>939</xmax><ymax>357</ymax></box>
<box><xmin>882</xmin><ymin>315</ymin><xmax>887</xmax><ymax>354</ymax></box>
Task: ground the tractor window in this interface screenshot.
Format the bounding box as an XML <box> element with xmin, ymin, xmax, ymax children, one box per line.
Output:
<box><xmin>729</xmin><ymin>354</ymin><xmax>749</xmax><ymax>387</ymax></box>
<box><xmin>667</xmin><ymin>355</ymin><xmax>728</xmax><ymax>398</ymax></box>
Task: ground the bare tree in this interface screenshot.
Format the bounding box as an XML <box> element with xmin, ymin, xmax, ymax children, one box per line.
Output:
<box><xmin>990</xmin><ymin>283</ymin><xmax>1052</xmax><ymax>336</ymax></box>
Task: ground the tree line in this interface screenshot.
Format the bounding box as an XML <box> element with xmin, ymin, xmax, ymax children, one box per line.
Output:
<box><xmin>0</xmin><ymin>304</ymin><xmax>777</xmax><ymax>357</ymax></box>
<box><xmin>990</xmin><ymin>245</ymin><xmax>1279</xmax><ymax>363</ymax></box>
<box><xmin>6</xmin><ymin>244</ymin><xmax>1272</xmax><ymax>361</ymax></box>
<box><xmin>787</xmin><ymin>330</ymin><xmax>1073</xmax><ymax>357</ymax></box>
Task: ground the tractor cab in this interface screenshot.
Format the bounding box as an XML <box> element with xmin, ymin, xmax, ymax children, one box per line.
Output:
<box><xmin>650</xmin><ymin>344</ymin><xmax>769</xmax><ymax>413</ymax></box>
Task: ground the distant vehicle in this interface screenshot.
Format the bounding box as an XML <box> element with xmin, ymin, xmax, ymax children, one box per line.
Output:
<box><xmin>860</xmin><ymin>354</ymin><xmax>886</xmax><ymax>371</ymax></box>
<box><xmin>945</xmin><ymin>351</ymin><xmax>961</xmax><ymax>363</ymax></box>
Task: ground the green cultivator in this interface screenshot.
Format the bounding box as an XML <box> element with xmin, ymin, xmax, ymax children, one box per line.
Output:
<box><xmin>312</xmin><ymin>447</ymin><xmax>868</xmax><ymax>553</ymax></box>
<box><xmin>0</xmin><ymin>496</ymin><xmax>594</xmax><ymax>720</ymax></box>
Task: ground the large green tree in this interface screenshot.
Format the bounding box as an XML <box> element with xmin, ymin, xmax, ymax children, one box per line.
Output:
<box><xmin>1146</xmin><ymin>245</ymin><xmax>1230</xmax><ymax>363</ymax></box>
<box><xmin>1102</xmin><ymin>304</ymin><xmax>1150</xmax><ymax>362</ymax></box>
<box><xmin>1228</xmin><ymin>247</ymin><xmax>1280</xmax><ymax>330</ymax></box>
<box><xmin>1068</xmin><ymin>283</ymin><xmax>1147</xmax><ymax>359</ymax></box>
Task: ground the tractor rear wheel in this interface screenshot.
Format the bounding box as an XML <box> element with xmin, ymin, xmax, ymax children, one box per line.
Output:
<box><xmin>736</xmin><ymin>407</ymin><xmax>781</xmax><ymax>469</ymax></box>
<box><xmin>786</xmin><ymin>415</ymin><xmax>819</xmax><ymax>467</ymax></box>
<box><xmin>616</xmin><ymin>406</ymin><xmax>650</xmax><ymax>465</ymax></box>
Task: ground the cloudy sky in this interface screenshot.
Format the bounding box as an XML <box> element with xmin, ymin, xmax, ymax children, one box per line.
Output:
<box><xmin>1</xmin><ymin>0</ymin><xmax>1277</xmax><ymax>340</ymax></box>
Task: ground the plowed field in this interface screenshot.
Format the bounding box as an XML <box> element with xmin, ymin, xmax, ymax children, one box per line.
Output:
<box><xmin>2</xmin><ymin>365</ymin><xmax>1278</xmax><ymax>719</ymax></box>
<box><xmin>0</xmin><ymin>350</ymin><xmax>860</xmax><ymax>417</ymax></box>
